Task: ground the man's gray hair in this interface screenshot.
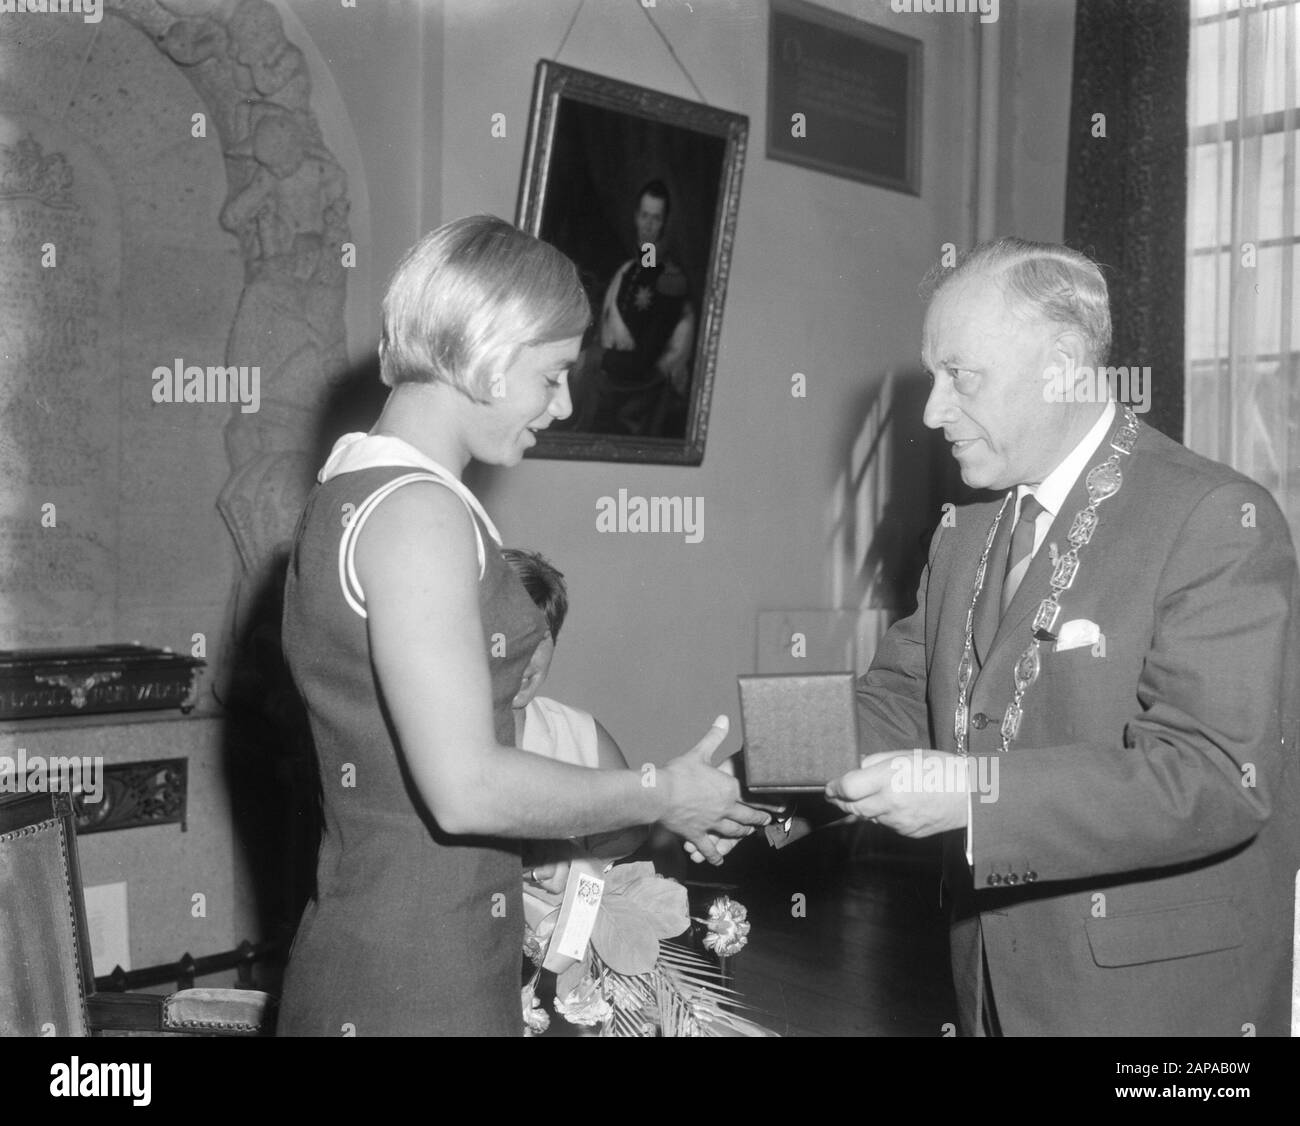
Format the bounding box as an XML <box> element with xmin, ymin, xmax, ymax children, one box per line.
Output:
<box><xmin>923</xmin><ymin>238</ymin><xmax>1112</xmax><ymax>367</ymax></box>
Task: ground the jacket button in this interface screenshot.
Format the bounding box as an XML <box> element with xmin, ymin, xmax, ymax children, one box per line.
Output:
<box><xmin>1024</xmin><ymin>871</ymin><xmax>1037</xmax><ymax>883</ymax></box>
<box><xmin>1005</xmin><ymin>872</ymin><xmax>1019</xmax><ymax>885</ymax></box>
<box><xmin>986</xmin><ymin>872</ymin><xmax>1002</xmax><ymax>886</ymax></box>
<box><xmin>971</xmin><ymin>713</ymin><xmax>990</xmax><ymax>729</ymax></box>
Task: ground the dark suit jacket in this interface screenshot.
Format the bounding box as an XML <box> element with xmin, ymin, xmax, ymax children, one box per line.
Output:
<box><xmin>858</xmin><ymin>414</ymin><xmax>1300</xmax><ymax>1035</ymax></box>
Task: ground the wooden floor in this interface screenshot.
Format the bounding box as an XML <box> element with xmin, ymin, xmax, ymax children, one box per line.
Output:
<box><xmin>685</xmin><ymin>823</ymin><xmax>957</xmax><ymax>1037</ymax></box>
<box><xmin>534</xmin><ymin>822</ymin><xmax>957</xmax><ymax>1038</ymax></box>
<box><xmin>257</xmin><ymin>820</ymin><xmax>955</xmax><ymax>1037</ymax></box>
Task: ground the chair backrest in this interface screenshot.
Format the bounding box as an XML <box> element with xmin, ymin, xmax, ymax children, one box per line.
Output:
<box><xmin>0</xmin><ymin>790</ymin><xmax>95</xmax><ymax>1036</ymax></box>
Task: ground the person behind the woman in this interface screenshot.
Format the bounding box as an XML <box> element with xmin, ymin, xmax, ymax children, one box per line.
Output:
<box><xmin>504</xmin><ymin>546</ymin><xmax>647</xmax><ymax>876</ymax></box>
<box><xmin>277</xmin><ymin>216</ymin><xmax>766</xmax><ymax>1036</ymax></box>
<box><xmin>504</xmin><ymin>547</ymin><xmax>624</xmax><ymax>771</ymax></box>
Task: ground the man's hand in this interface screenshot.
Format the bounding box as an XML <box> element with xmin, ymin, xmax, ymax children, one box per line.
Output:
<box><xmin>683</xmin><ymin>832</ymin><xmax>741</xmax><ymax>865</ymax></box>
<box><xmin>825</xmin><ymin>750</ymin><xmax>971</xmax><ymax>838</ymax></box>
<box><xmin>660</xmin><ymin>717</ymin><xmax>771</xmax><ymax>865</ymax></box>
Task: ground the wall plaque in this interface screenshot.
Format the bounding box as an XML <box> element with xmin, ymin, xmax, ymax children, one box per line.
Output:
<box><xmin>767</xmin><ymin>0</ymin><xmax>921</xmax><ymax>194</ymax></box>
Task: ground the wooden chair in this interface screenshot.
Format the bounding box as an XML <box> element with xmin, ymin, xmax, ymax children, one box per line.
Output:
<box><xmin>0</xmin><ymin>789</ymin><xmax>274</xmax><ymax>1036</ymax></box>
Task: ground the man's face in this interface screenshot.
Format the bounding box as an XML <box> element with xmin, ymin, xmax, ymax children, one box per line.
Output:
<box><xmin>634</xmin><ymin>194</ymin><xmax>667</xmax><ymax>248</ymax></box>
<box><xmin>921</xmin><ymin>272</ymin><xmax>1079</xmax><ymax>491</ymax></box>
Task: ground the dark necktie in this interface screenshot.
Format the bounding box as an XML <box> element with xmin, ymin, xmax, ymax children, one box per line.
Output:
<box><xmin>1002</xmin><ymin>493</ymin><xmax>1045</xmax><ymax>614</ymax></box>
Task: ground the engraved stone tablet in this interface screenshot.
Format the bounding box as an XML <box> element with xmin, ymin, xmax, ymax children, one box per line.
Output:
<box><xmin>0</xmin><ymin>117</ymin><xmax>121</xmax><ymax>645</ymax></box>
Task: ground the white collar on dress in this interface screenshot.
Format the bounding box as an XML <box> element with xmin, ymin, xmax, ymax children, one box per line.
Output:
<box><xmin>318</xmin><ymin>431</ymin><xmax>502</xmax><ymax>545</ymax></box>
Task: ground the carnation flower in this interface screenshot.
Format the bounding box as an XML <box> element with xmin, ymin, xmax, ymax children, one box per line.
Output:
<box><xmin>521</xmin><ymin>984</ymin><xmax>550</xmax><ymax>1034</ymax></box>
<box><xmin>555</xmin><ymin>976</ymin><xmax>614</xmax><ymax>1028</ymax></box>
<box><xmin>523</xmin><ymin>930</ymin><xmax>545</xmax><ymax>968</ymax></box>
<box><xmin>701</xmin><ymin>896</ymin><xmax>751</xmax><ymax>957</ymax></box>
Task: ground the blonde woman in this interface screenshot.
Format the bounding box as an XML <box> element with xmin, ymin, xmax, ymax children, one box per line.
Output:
<box><xmin>277</xmin><ymin>216</ymin><xmax>765</xmax><ymax>1036</ymax></box>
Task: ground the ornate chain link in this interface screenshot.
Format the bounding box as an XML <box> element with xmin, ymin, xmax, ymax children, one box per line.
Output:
<box><xmin>954</xmin><ymin>407</ymin><xmax>1140</xmax><ymax>756</ymax></box>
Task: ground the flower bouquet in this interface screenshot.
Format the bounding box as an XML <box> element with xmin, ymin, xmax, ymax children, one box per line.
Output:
<box><xmin>522</xmin><ymin>860</ymin><xmax>775</xmax><ymax>1037</ymax></box>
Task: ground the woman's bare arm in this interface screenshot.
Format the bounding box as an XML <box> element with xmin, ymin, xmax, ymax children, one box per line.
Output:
<box><xmin>356</xmin><ymin>483</ymin><xmax>764</xmax><ymax>857</ymax></box>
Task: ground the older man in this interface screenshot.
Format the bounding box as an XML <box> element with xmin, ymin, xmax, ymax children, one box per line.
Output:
<box><xmin>827</xmin><ymin>238</ymin><xmax>1300</xmax><ymax>1036</ymax></box>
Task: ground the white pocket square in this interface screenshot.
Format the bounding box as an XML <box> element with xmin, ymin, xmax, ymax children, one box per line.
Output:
<box><xmin>1054</xmin><ymin>618</ymin><xmax>1101</xmax><ymax>652</ymax></box>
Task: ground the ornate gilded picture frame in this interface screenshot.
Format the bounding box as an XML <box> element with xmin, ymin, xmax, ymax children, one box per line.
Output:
<box><xmin>517</xmin><ymin>61</ymin><xmax>748</xmax><ymax>466</ymax></box>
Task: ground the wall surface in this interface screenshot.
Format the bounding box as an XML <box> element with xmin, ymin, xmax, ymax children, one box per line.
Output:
<box><xmin>0</xmin><ymin>0</ymin><xmax>441</xmax><ymax>973</ymax></box>
<box><xmin>0</xmin><ymin>14</ymin><xmax>240</xmax><ymax>662</ymax></box>
<box><xmin>993</xmin><ymin>0</ymin><xmax>1076</xmax><ymax>242</ymax></box>
<box><xmin>280</xmin><ymin>0</ymin><xmax>442</xmax><ymax>370</ymax></box>
<box><xmin>440</xmin><ymin>0</ymin><xmax>1074</xmax><ymax>767</ymax></box>
<box><xmin>0</xmin><ymin>0</ymin><xmax>1075</xmax><ymax>971</ymax></box>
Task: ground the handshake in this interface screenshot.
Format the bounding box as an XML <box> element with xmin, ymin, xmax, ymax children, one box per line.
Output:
<box><xmin>657</xmin><ymin>715</ymin><xmax>778</xmax><ymax>866</ymax></box>
<box><xmin>659</xmin><ymin>703</ymin><xmax>973</xmax><ymax>864</ymax></box>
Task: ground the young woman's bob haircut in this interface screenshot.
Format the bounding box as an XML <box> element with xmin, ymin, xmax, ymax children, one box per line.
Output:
<box><xmin>379</xmin><ymin>215</ymin><xmax>591</xmax><ymax>400</ymax></box>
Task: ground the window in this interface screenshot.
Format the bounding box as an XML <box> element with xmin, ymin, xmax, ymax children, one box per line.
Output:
<box><xmin>1185</xmin><ymin>0</ymin><xmax>1299</xmax><ymax>534</ymax></box>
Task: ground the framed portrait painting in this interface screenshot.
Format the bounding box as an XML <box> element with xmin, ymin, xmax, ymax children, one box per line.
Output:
<box><xmin>516</xmin><ymin>61</ymin><xmax>748</xmax><ymax>466</ymax></box>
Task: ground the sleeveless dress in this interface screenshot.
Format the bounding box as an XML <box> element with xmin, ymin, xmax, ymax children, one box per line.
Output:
<box><xmin>277</xmin><ymin>433</ymin><xmax>548</xmax><ymax>1036</ymax></box>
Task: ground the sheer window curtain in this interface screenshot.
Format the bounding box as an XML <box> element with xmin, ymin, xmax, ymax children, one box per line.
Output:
<box><xmin>1186</xmin><ymin>0</ymin><xmax>1300</xmax><ymax>535</ymax></box>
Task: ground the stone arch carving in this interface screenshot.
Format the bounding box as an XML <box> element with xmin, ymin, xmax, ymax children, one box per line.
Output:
<box><xmin>98</xmin><ymin>0</ymin><xmax>350</xmax><ymax>930</ymax></box>
<box><xmin>112</xmin><ymin>0</ymin><xmax>352</xmax><ymax>575</ymax></box>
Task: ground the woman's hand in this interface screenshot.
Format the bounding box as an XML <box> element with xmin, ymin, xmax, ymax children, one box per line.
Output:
<box><xmin>659</xmin><ymin>717</ymin><xmax>771</xmax><ymax>865</ymax></box>
<box><xmin>525</xmin><ymin>860</ymin><xmax>571</xmax><ymax>896</ymax></box>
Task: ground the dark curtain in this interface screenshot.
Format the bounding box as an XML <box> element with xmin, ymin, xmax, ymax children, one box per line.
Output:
<box><xmin>1063</xmin><ymin>0</ymin><xmax>1190</xmax><ymax>442</ymax></box>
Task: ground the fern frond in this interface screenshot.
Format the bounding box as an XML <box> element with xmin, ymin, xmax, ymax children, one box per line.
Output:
<box><xmin>655</xmin><ymin>944</ymin><xmax>777</xmax><ymax>1037</ymax></box>
<box><xmin>589</xmin><ymin>937</ymin><xmax>778</xmax><ymax>1037</ymax></box>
